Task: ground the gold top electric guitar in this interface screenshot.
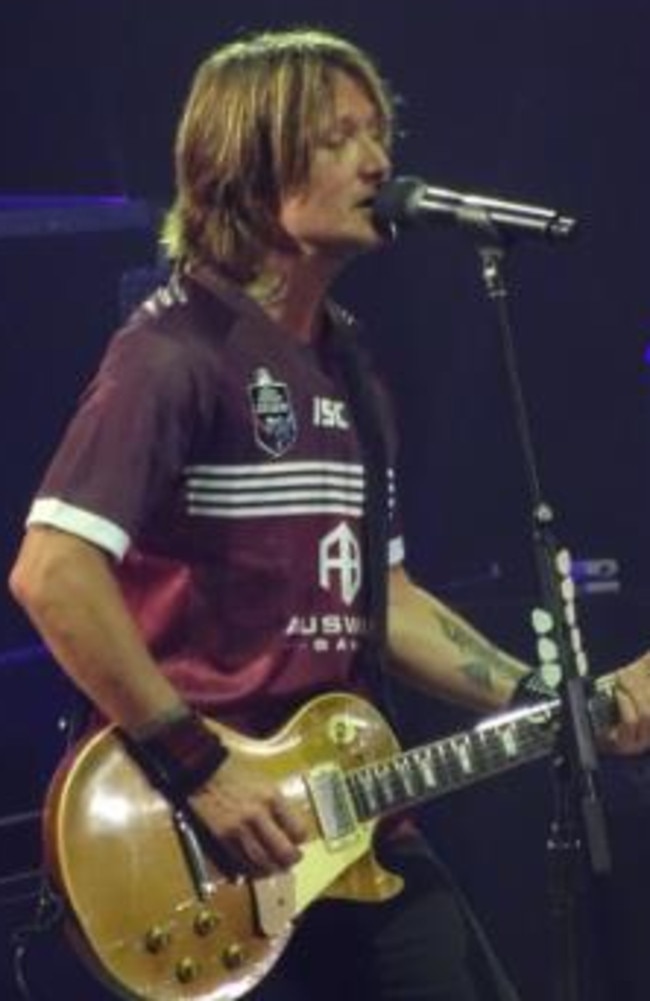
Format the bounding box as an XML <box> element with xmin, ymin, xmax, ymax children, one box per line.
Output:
<box><xmin>44</xmin><ymin>679</ymin><xmax>616</xmax><ymax>1001</ymax></box>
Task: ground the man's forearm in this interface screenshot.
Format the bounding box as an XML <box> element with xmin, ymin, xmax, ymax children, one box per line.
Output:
<box><xmin>9</xmin><ymin>527</ymin><xmax>185</xmax><ymax>734</ymax></box>
<box><xmin>11</xmin><ymin>526</ymin><xmax>305</xmax><ymax>876</ymax></box>
<box><xmin>388</xmin><ymin>568</ymin><xmax>529</xmax><ymax>712</ymax></box>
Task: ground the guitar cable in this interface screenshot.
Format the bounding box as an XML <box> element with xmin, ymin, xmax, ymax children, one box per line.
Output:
<box><xmin>10</xmin><ymin>692</ymin><xmax>90</xmax><ymax>1000</ymax></box>
<box><xmin>11</xmin><ymin>878</ymin><xmax>65</xmax><ymax>1000</ymax></box>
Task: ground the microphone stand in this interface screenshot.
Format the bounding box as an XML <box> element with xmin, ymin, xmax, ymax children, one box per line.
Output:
<box><xmin>466</xmin><ymin>211</ymin><xmax>611</xmax><ymax>1001</ymax></box>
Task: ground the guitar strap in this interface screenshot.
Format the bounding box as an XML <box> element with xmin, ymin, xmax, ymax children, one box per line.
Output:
<box><xmin>326</xmin><ymin>310</ymin><xmax>396</xmax><ymax>721</ymax></box>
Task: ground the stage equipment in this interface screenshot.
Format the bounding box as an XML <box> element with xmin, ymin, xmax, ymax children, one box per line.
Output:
<box><xmin>378</xmin><ymin>178</ymin><xmax>610</xmax><ymax>1001</ymax></box>
<box><xmin>373</xmin><ymin>175</ymin><xmax>576</xmax><ymax>243</ymax></box>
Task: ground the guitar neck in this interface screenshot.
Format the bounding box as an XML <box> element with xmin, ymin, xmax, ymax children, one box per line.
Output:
<box><xmin>346</xmin><ymin>676</ymin><xmax>617</xmax><ymax>823</ymax></box>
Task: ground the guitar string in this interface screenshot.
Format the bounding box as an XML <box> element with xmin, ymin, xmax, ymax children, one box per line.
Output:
<box><xmin>346</xmin><ymin>684</ymin><xmax>615</xmax><ymax>820</ymax></box>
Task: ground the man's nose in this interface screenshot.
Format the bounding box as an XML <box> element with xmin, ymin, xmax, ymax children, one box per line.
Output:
<box><xmin>361</xmin><ymin>136</ymin><xmax>391</xmax><ymax>181</ymax></box>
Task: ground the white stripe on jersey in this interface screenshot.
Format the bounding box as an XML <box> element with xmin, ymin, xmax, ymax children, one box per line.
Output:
<box><xmin>183</xmin><ymin>461</ymin><xmax>396</xmax><ymax>519</ymax></box>
<box><xmin>187</xmin><ymin>474</ymin><xmax>368</xmax><ymax>491</ymax></box>
<box><xmin>187</xmin><ymin>488</ymin><xmax>366</xmax><ymax>505</ymax></box>
<box><xmin>187</xmin><ymin>502</ymin><xmax>365</xmax><ymax>518</ymax></box>
<box><xmin>185</xmin><ymin>461</ymin><xmax>371</xmax><ymax>477</ymax></box>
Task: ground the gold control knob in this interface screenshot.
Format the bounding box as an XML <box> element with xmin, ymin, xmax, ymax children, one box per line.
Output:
<box><xmin>222</xmin><ymin>943</ymin><xmax>246</xmax><ymax>970</ymax></box>
<box><xmin>144</xmin><ymin>926</ymin><xmax>170</xmax><ymax>954</ymax></box>
<box><xmin>328</xmin><ymin>715</ymin><xmax>358</xmax><ymax>747</ymax></box>
<box><xmin>194</xmin><ymin>909</ymin><xmax>219</xmax><ymax>937</ymax></box>
<box><xmin>176</xmin><ymin>957</ymin><xmax>200</xmax><ymax>984</ymax></box>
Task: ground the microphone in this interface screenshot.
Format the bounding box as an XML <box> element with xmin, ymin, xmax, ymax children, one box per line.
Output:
<box><xmin>373</xmin><ymin>175</ymin><xmax>577</xmax><ymax>243</ymax></box>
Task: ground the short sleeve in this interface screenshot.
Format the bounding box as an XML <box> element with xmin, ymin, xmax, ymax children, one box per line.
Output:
<box><xmin>27</xmin><ymin>325</ymin><xmax>204</xmax><ymax>559</ymax></box>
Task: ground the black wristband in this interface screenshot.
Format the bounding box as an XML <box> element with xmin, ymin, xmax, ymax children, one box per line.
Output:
<box><xmin>123</xmin><ymin>710</ymin><xmax>229</xmax><ymax>801</ymax></box>
<box><xmin>510</xmin><ymin>671</ymin><xmax>558</xmax><ymax>707</ymax></box>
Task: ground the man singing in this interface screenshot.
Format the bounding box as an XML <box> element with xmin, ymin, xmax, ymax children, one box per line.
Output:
<box><xmin>10</xmin><ymin>27</ymin><xmax>650</xmax><ymax>1001</ymax></box>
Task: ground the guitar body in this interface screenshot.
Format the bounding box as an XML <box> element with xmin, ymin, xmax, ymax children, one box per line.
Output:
<box><xmin>44</xmin><ymin>692</ymin><xmax>403</xmax><ymax>1001</ymax></box>
<box><xmin>45</xmin><ymin>677</ymin><xmax>605</xmax><ymax>1000</ymax></box>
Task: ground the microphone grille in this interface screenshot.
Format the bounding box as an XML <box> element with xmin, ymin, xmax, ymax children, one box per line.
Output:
<box><xmin>372</xmin><ymin>176</ymin><xmax>427</xmax><ymax>231</ymax></box>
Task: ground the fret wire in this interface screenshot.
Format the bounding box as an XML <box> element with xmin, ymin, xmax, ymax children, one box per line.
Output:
<box><xmin>346</xmin><ymin>689</ymin><xmax>613</xmax><ymax>822</ymax></box>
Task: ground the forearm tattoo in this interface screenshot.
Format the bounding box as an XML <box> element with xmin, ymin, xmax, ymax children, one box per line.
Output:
<box><xmin>434</xmin><ymin>611</ymin><xmax>522</xmax><ymax>693</ymax></box>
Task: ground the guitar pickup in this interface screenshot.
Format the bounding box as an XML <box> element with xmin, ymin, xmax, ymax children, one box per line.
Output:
<box><xmin>306</xmin><ymin>764</ymin><xmax>359</xmax><ymax>848</ymax></box>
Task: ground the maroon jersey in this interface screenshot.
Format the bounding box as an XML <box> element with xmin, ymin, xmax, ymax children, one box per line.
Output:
<box><xmin>27</xmin><ymin>272</ymin><xmax>403</xmax><ymax>735</ymax></box>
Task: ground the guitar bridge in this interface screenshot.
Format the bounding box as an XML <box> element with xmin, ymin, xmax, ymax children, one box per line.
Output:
<box><xmin>306</xmin><ymin>764</ymin><xmax>358</xmax><ymax>849</ymax></box>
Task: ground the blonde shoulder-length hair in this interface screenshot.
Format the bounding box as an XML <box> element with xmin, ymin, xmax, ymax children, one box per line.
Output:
<box><xmin>161</xmin><ymin>28</ymin><xmax>395</xmax><ymax>283</ymax></box>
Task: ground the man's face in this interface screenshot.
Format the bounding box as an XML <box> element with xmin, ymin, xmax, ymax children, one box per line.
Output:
<box><xmin>279</xmin><ymin>71</ymin><xmax>392</xmax><ymax>261</ymax></box>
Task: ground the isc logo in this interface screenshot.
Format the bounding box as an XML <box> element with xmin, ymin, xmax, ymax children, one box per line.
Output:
<box><xmin>313</xmin><ymin>397</ymin><xmax>349</xmax><ymax>430</ymax></box>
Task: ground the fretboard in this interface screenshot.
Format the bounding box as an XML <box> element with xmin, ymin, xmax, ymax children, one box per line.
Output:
<box><xmin>346</xmin><ymin>679</ymin><xmax>617</xmax><ymax>822</ymax></box>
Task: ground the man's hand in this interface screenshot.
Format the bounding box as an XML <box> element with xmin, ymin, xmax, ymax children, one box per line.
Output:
<box><xmin>606</xmin><ymin>653</ymin><xmax>650</xmax><ymax>755</ymax></box>
<box><xmin>188</xmin><ymin>756</ymin><xmax>308</xmax><ymax>877</ymax></box>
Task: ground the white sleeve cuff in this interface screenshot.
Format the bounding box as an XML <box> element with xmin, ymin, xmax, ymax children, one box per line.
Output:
<box><xmin>388</xmin><ymin>535</ymin><xmax>405</xmax><ymax>567</ymax></box>
<box><xmin>26</xmin><ymin>498</ymin><xmax>131</xmax><ymax>560</ymax></box>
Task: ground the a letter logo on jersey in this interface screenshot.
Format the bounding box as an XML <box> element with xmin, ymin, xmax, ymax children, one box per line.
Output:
<box><xmin>313</xmin><ymin>396</ymin><xmax>350</xmax><ymax>430</ymax></box>
<box><xmin>248</xmin><ymin>367</ymin><xmax>298</xmax><ymax>458</ymax></box>
<box><xmin>319</xmin><ymin>522</ymin><xmax>362</xmax><ymax>606</ymax></box>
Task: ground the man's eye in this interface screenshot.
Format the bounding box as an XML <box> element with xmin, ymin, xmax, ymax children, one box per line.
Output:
<box><xmin>318</xmin><ymin>131</ymin><xmax>349</xmax><ymax>150</ymax></box>
<box><xmin>370</xmin><ymin>130</ymin><xmax>390</xmax><ymax>151</ymax></box>
<box><xmin>316</xmin><ymin>124</ymin><xmax>390</xmax><ymax>153</ymax></box>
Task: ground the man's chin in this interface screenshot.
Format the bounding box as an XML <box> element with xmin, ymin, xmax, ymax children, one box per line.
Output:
<box><xmin>321</xmin><ymin>227</ymin><xmax>386</xmax><ymax>260</ymax></box>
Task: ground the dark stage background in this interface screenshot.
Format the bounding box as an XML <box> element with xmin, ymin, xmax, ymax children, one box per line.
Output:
<box><xmin>1</xmin><ymin>2</ymin><xmax>650</xmax><ymax>999</ymax></box>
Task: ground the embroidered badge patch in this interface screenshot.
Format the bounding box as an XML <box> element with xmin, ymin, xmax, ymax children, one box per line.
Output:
<box><xmin>248</xmin><ymin>367</ymin><xmax>298</xmax><ymax>457</ymax></box>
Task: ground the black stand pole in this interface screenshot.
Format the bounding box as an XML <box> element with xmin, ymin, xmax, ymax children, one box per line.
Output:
<box><xmin>470</xmin><ymin>219</ymin><xmax>611</xmax><ymax>1001</ymax></box>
